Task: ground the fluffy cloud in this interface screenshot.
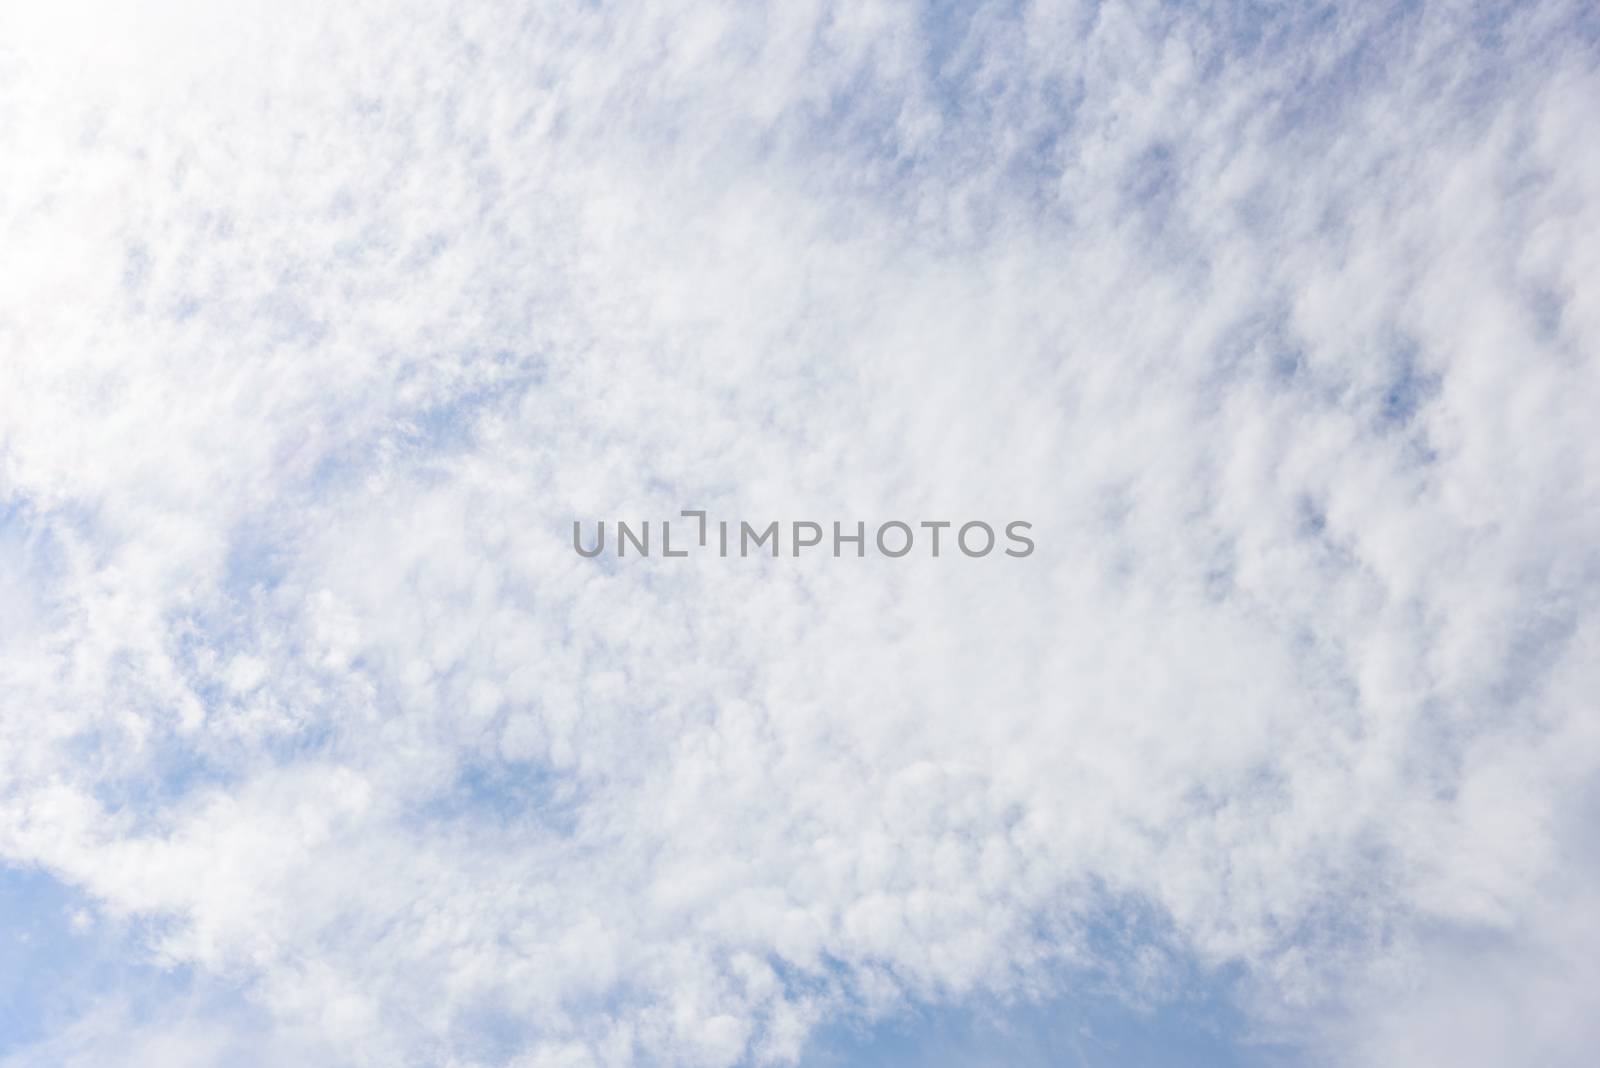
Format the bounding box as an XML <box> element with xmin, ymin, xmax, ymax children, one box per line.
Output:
<box><xmin>2</xmin><ymin>0</ymin><xmax>1598</xmax><ymax>1064</ymax></box>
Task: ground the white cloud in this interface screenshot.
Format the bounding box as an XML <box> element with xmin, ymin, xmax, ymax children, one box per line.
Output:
<box><xmin>2</xmin><ymin>0</ymin><xmax>1598</xmax><ymax>1064</ymax></box>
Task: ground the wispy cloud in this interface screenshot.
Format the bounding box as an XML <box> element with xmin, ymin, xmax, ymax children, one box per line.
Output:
<box><xmin>2</xmin><ymin>1</ymin><xmax>1598</xmax><ymax>1064</ymax></box>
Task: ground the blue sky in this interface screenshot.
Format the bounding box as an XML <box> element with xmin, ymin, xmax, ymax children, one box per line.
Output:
<box><xmin>2</xmin><ymin>1</ymin><xmax>1599</xmax><ymax>1065</ymax></box>
<box><xmin>1</xmin><ymin>860</ymin><xmax>1277</xmax><ymax>1066</ymax></box>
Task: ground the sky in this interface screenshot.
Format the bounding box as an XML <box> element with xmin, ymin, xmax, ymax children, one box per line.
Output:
<box><xmin>1</xmin><ymin>0</ymin><xmax>1598</xmax><ymax>1065</ymax></box>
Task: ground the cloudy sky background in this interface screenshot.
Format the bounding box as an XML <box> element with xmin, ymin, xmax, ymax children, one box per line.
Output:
<box><xmin>2</xmin><ymin>0</ymin><xmax>1599</xmax><ymax>1064</ymax></box>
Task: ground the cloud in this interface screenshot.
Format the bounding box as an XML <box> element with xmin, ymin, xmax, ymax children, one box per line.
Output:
<box><xmin>2</xmin><ymin>0</ymin><xmax>1598</xmax><ymax>1064</ymax></box>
